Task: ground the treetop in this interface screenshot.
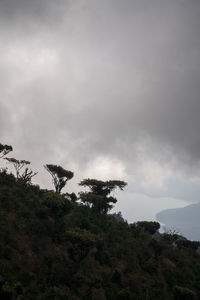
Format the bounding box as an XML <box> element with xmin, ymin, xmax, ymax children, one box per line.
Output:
<box><xmin>4</xmin><ymin>157</ymin><xmax>30</xmax><ymax>165</ymax></box>
<box><xmin>0</xmin><ymin>143</ymin><xmax>13</xmax><ymax>151</ymax></box>
<box><xmin>79</xmin><ymin>178</ymin><xmax>127</xmax><ymax>195</ymax></box>
<box><xmin>0</xmin><ymin>143</ymin><xmax>13</xmax><ymax>158</ymax></box>
<box><xmin>45</xmin><ymin>164</ymin><xmax>74</xmax><ymax>179</ymax></box>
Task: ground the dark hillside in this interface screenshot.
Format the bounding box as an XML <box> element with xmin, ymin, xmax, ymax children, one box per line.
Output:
<box><xmin>0</xmin><ymin>171</ymin><xmax>200</xmax><ymax>299</ymax></box>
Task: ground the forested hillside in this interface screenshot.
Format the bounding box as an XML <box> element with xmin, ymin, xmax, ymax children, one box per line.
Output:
<box><xmin>0</xmin><ymin>170</ymin><xmax>200</xmax><ymax>299</ymax></box>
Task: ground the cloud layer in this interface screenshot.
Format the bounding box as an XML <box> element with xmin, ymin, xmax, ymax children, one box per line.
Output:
<box><xmin>1</xmin><ymin>0</ymin><xmax>200</xmax><ymax>215</ymax></box>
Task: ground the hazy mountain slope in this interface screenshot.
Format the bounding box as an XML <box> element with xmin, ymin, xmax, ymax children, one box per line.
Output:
<box><xmin>156</xmin><ymin>202</ymin><xmax>200</xmax><ymax>241</ymax></box>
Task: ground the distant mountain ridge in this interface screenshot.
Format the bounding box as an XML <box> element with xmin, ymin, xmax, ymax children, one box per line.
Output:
<box><xmin>156</xmin><ymin>202</ymin><xmax>200</xmax><ymax>241</ymax></box>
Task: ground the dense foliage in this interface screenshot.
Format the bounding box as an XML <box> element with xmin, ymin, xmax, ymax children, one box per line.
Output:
<box><xmin>0</xmin><ymin>171</ymin><xmax>200</xmax><ymax>299</ymax></box>
<box><xmin>0</xmin><ymin>143</ymin><xmax>13</xmax><ymax>158</ymax></box>
<box><xmin>44</xmin><ymin>164</ymin><xmax>74</xmax><ymax>194</ymax></box>
<box><xmin>79</xmin><ymin>179</ymin><xmax>127</xmax><ymax>214</ymax></box>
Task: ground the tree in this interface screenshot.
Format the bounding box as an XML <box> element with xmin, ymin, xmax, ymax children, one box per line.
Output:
<box><xmin>4</xmin><ymin>157</ymin><xmax>37</xmax><ymax>183</ymax></box>
<box><xmin>44</xmin><ymin>164</ymin><xmax>74</xmax><ymax>194</ymax></box>
<box><xmin>19</xmin><ymin>167</ymin><xmax>38</xmax><ymax>184</ymax></box>
<box><xmin>136</xmin><ymin>221</ymin><xmax>160</xmax><ymax>235</ymax></box>
<box><xmin>65</xmin><ymin>192</ymin><xmax>78</xmax><ymax>203</ymax></box>
<box><xmin>0</xmin><ymin>143</ymin><xmax>12</xmax><ymax>158</ymax></box>
<box><xmin>111</xmin><ymin>211</ymin><xmax>125</xmax><ymax>223</ymax></box>
<box><xmin>79</xmin><ymin>179</ymin><xmax>127</xmax><ymax>214</ymax></box>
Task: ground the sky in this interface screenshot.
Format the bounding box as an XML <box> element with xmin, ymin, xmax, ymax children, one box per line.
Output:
<box><xmin>0</xmin><ymin>0</ymin><xmax>200</xmax><ymax>223</ymax></box>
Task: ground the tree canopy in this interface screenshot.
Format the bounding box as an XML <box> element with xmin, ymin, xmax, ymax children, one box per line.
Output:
<box><xmin>0</xmin><ymin>143</ymin><xmax>12</xmax><ymax>158</ymax></box>
<box><xmin>4</xmin><ymin>157</ymin><xmax>37</xmax><ymax>183</ymax></box>
<box><xmin>79</xmin><ymin>179</ymin><xmax>127</xmax><ymax>214</ymax></box>
<box><xmin>44</xmin><ymin>164</ymin><xmax>74</xmax><ymax>194</ymax></box>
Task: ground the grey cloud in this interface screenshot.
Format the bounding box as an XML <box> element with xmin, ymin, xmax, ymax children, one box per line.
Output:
<box><xmin>0</xmin><ymin>0</ymin><xmax>67</xmax><ymax>26</ymax></box>
<box><xmin>0</xmin><ymin>102</ymin><xmax>10</xmax><ymax>138</ymax></box>
<box><xmin>0</xmin><ymin>0</ymin><xmax>200</xmax><ymax>200</ymax></box>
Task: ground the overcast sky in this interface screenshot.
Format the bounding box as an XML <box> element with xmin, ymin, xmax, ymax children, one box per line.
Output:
<box><xmin>0</xmin><ymin>0</ymin><xmax>200</xmax><ymax>222</ymax></box>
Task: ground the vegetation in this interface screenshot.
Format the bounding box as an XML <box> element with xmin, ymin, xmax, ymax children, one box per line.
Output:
<box><xmin>4</xmin><ymin>158</ymin><xmax>37</xmax><ymax>183</ymax></box>
<box><xmin>79</xmin><ymin>179</ymin><xmax>127</xmax><ymax>214</ymax></box>
<box><xmin>0</xmin><ymin>143</ymin><xmax>200</xmax><ymax>299</ymax></box>
<box><xmin>0</xmin><ymin>143</ymin><xmax>12</xmax><ymax>159</ymax></box>
<box><xmin>44</xmin><ymin>164</ymin><xmax>74</xmax><ymax>194</ymax></box>
<box><xmin>136</xmin><ymin>221</ymin><xmax>161</xmax><ymax>235</ymax></box>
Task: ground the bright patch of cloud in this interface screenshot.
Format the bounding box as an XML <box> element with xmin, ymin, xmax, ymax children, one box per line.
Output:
<box><xmin>83</xmin><ymin>156</ymin><xmax>127</xmax><ymax>180</ymax></box>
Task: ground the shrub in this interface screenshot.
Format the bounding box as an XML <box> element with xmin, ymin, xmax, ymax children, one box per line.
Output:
<box><xmin>136</xmin><ymin>221</ymin><xmax>160</xmax><ymax>235</ymax></box>
<box><xmin>174</xmin><ymin>285</ymin><xmax>195</xmax><ymax>300</ymax></box>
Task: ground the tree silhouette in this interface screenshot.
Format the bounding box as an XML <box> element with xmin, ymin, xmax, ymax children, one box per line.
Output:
<box><xmin>0</xmin><ymin>143</ymin><xmax>13</xmax><ymax>158</ymax></box>
<box><xmin>79</xmin><ymin>179</ymin><xmax>127</xmax><ymax>214</ymax></box>
<box><xmin>44</xmin><ymin>164</ymin><xmax>74</xmax><ymax>194</ymax></box>
<box><xmin>20</xmin><ymin>167</ymin><xmax>38</xmax><ymax>184</ymax></box>
<box><xmin>4</xmin><ymin>157</ymin><xmax>37</xmax><ymax>183</ymax></box>
<box><xmin>65</xmin><ymin>192</ymin><xmax>78</xmax><ymax>203</ymax></box>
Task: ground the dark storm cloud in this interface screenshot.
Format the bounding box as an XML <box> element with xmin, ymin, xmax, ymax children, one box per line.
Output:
<box><xmin>0</xmin><ymin>0</ymin><xmax>200</xmax><ymax>200</ymax></box>
<box><xmin>0</xmin><ymin>0</ymin><xmax>66</xmax><ymax>26</ymax></box>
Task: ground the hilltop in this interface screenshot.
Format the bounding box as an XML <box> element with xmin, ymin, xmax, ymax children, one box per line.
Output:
<box><xmin>0</xmin><ymin>170</ymin><xmax>200</xmax><ymax>299</ymax></box>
